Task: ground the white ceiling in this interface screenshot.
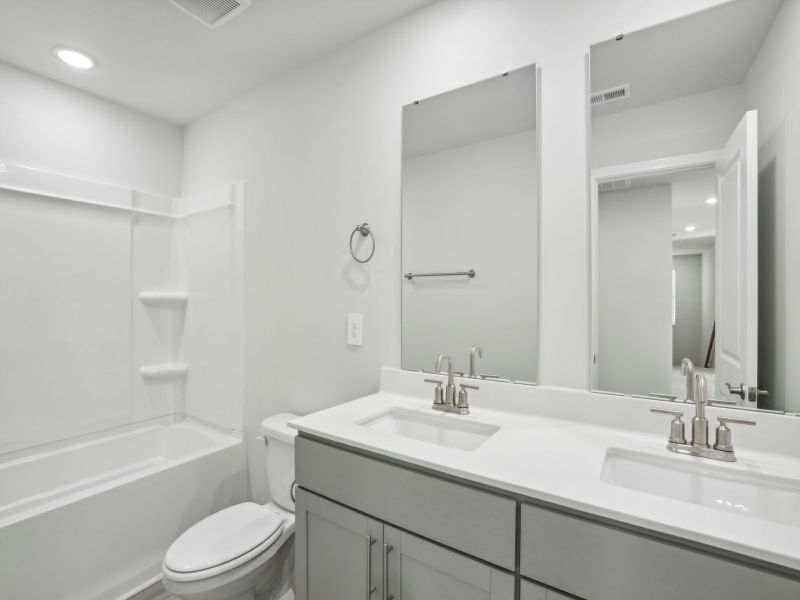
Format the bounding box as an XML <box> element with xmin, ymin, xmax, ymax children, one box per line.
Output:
<box><xmin>0</xmin><ymin>0</ymin><xmax>437</xmax><ymax>124</ymax></box>
<box><xmin>590</xmin><ymin>0</ymin><xmax>783</xmax><ymax>117</ymax></box>
<box><xmin>403</xmin><ymin>65</ymin><xmax>537</xmax><ymax>159</ymax></box>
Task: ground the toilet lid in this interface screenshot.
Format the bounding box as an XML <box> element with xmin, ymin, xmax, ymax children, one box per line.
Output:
<box><xmin>165</xmin><ymin>502</ymin><xmax>283</xmax><ymax>573</ymax></box>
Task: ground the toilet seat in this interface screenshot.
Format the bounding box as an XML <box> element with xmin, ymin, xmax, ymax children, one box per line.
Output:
<box><xmin>164</xmin><ymin>502</ymin><xmax>284</xmax><ymax>582</ymax></box>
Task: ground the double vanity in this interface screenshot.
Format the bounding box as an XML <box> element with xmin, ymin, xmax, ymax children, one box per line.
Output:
<box><xmin>291</xmin><ymin>368</ymin><xmax>800</xmax><ymax>600</ymax></box>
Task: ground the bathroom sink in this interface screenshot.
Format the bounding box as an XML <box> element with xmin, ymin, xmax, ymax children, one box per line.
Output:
<box><xmin>357</xmin><ymin>407</ymin><xmax>499</xmax><ymax>451</ymax></box>
<box><xmin>601</xmin><ymin>448</ymin><xmax>800</xmax><ymax>527</ymax></box>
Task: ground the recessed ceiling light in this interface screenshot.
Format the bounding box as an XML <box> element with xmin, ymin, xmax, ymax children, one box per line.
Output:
<box><xmin>684</xmin><ymin>225</ymin><xmax>697</xmax><ymax>232</ymax></box>
<box><xmin>55</xmin><ymin>48</ymin><xmax>95</xmax><ymax>70</ymax></box>
<box><xmin>706</xmin><ymin>197</ymin><xmax>718</xmax><ymax>205</ymax></box>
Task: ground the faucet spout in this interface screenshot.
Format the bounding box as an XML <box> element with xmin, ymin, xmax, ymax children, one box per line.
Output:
<box><xmin>680</xmin><ymin>358</ymin><xmax>695</xmax><ymax>402</ymax></box>
<box><xmin>435</xmin><ymin>353</ymin><xmax>456</xmax><ymax>405</ymax></box>
<box><xmin>469</xmin><ymin>346</ymin><xmax>483</xmax><ymax>378</ymax></box>
<box><xmin>692</xmin><ymin>373</ymin><xmax>709</xmax><ymax>447</ymax></box>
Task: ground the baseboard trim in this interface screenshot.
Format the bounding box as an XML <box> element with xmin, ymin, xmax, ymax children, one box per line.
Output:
<box><xmin>121</xmin><ymin>575</ymin><xmax>171</xmax><ymax>600</ymax></box>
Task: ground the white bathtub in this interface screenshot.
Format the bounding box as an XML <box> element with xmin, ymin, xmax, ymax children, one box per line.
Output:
<box><xmin>0</xmin><ymin>416</ymin><xmax>246</xmax><ymax>600</ymax></box>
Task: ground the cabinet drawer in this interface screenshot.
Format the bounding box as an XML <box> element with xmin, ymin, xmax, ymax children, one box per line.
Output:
<box><xmin>520</xmin><ymin>503</ymin><xmax>800</xmax><ymax>600</ymax></box>
<box><xmin>296</xmin><ymin>436</ymin><xmax>516</xmax><ymax>570</ymax></box>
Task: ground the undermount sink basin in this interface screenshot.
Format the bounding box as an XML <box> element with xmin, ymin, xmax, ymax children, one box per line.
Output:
<box><xmin>601</xmin><ymin>448</ymin><xmax>800</xmax><ymax>527</ymax></box>
<box><xmin>357</xmin><ymin>407</ymin><xmax>499</xmax><ymax>451</ymax></box>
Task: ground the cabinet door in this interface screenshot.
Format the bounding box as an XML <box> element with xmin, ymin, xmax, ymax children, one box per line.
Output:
<box><xmin>295</xmin><ymin>489</ymin><xmax>383</xmax><ymax>600</ymax></box>
<box><xmin>384</xmin><ymin>525</ymin><xmax>514</xmax><ymax>600</ymax></box>
<box><xmin>521</xmin><ymin>579</ymin><xmax>573</xmax><ymax>600</ymax></box>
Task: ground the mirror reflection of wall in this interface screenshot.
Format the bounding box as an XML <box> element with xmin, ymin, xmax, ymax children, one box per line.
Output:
<box><xmin>590</xmin><ymin>0</ymin><xmax>799</xmax><ymax>412</ymax></box>
<box><xmin>597</xmin><ymin>167</ymin><xmax>717</xmax><ymax>398</ymax></box>
<box><xmin>401</xmin><ymin>65</ymin><xmax>538</xmax><ymax>381</ymax></box>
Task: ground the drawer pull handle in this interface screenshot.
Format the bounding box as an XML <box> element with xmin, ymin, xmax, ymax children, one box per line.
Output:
<box><xmin>365</xmin><ymin>535</ymin><xmax>376</xmax><ymax>598</ymax></box>
<box><xmin>383</xmin><ymin>543</ymin><xmax>394</xmax><ymax>600</ymax></box>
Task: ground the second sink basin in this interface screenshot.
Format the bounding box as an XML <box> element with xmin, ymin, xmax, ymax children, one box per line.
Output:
<box><xmin>601</xmin><ymin>448</ymin><xmax>800</xmax><ymax>527</ymax></box>
<box><xmin>357</xmin><ymin>407</ymin><xmax>499</xmax><ymax>451</ymax></box>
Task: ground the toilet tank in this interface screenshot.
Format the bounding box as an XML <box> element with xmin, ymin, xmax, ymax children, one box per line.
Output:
<box><xmin>261</xmin><ymin>413</ymin><xmax>299</xmax><ymax>512</ymax></box>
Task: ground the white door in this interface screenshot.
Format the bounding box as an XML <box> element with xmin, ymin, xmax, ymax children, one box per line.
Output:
<box><xmin>716</xmin><ymin>110</ymin><xmax>759</xmax><ymax>405</ymax></box>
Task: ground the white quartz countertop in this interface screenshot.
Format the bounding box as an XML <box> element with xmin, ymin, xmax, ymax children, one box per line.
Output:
<box><xmin>290</xmin><ymin>368</ymin><xmax>800</xmax><ymax>573</ymax></box>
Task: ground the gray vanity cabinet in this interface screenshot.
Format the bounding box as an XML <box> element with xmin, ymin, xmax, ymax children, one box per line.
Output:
<box><xmin>295</xmin><ymin>489</ymin><xmax>384</xmax><ymax>600</ymax></box>
<box><xmin>384</xmin><ymin>525</ymin><xmax>514</xmax><ymax>600</ymax></box>
<box><xmin>295</xmin><ymin>488</ymin><xmax>514</xmax><ymax>600</ymax></box>
<box><xmin>520</xmin><ymin>502</ymin><xmax>800</xmax><ymax>600</ymax></box>
<box><xmin>295</xmin><ymin>436</ymin><xmax>800</xmax><ymax>600</ymax></box>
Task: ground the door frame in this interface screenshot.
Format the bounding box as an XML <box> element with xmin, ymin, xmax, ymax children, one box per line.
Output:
<box><xmin>589</xmin><ymin>149</ymin><xmax>723</xmax><ymax>391</ymax></box>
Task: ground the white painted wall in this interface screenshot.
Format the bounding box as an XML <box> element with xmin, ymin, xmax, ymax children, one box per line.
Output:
<box><xmin>598</xmin><ymin>185</ymin><xmax>672</xmax><ymax>395</ymax></box>
<box><xmin>592</xmin><ymin>85</ymin><xmax>745</xmax><ymax>168</ymax></box>
<box><xmin>402</xmin><ymin>130</ymin><xmax>537</xmax><ymax>381</ymax></box>
<box><xmin>180</xmin><ymin>0</ymin><xmax>733</xmax><ymax>498</ymax></box>
<box><xmin>744</xmin><ymin>0</ymin><xmax>800</xmax><ymax>412</ymax></box>
<box><xmin>0</xmin><ymin>61</ymin><xmax>182</xmax><ymax>196</ymax></box>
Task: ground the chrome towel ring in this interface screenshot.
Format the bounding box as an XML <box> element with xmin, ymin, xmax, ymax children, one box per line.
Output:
<box><xmin>349</xmin><ymin>222</ymin><xmax>375</xmax><ymax>263</ymax></box>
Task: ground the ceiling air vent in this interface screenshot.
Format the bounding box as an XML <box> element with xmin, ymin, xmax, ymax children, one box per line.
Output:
<box><xmin>167</xmin><ymin>0</ymin><xmax>252</xmax><ymax>28</ymax></box>
<box><xmin>590</xmin><ymin>84</ymin><xmax>631</xmax><ymax>106</ymax></box>
<box><xmin>599</xmin><ymin>179</ymin><xmax>632</xmax><ymax>192</ymax></box>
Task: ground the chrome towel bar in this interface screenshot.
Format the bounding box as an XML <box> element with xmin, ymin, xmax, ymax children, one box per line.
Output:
<box><xmin>404</xmin><ymin>269</ymin><xmax>476</xmax><ymax>280</ymax></box>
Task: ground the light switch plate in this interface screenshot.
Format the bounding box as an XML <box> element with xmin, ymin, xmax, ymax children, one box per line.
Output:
<box><xmin>347</xmin><ymin>313</ymin><xmax>363</xmax><ymax>346</ymax></box>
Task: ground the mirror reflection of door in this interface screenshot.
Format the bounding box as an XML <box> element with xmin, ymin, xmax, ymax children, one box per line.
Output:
<box><xmin>589</xmin><ymin>0</ymin><xmax>788</xmax><ymax>409</ymax></box>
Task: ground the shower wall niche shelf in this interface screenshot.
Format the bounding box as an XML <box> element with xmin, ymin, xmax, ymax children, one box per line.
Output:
<box><xmin>139</xmin><ymin>363</ymin><xmax>188</xmax><ymax>381</ymax></box>
<box><xmin>139</xmin><ymin>292</ymin><xmax>189</xmax><ymax>307</ymax></box>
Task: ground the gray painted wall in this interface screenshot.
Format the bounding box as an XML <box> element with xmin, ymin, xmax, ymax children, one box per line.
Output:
<box><xmin>672</xmin><ymin>254</ymin><xmax>703</xmax><ymax>365</ymax></box>
<box><xmin>598</xmin><ymin>185</ymin><xmax>672</xmax><ymax>395</ymax></box>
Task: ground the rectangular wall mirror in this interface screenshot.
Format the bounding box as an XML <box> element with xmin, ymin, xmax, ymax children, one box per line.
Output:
<box><xmin>401</xmin><ymin>65</ymin><xmax>539</xmax><ymax>382</ymax></box>
<box><xmin>589</xmin><ymin>0</ymin><xmax>795</xmax><ymax>412</ymax></box>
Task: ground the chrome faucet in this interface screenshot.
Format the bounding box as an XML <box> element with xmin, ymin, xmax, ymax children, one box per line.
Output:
<box><xmin>651</xmin><ymin>373</ymin><xmax>756</xmax><ymax>462</ymax></box>
<box><xmin>469</xmin><ymin>346</ymin><xmax>483</xmax><ymax>378</ymax></box>
<box><xmin>680</xmin><ymin>358</ymin><xmax>695</xmax><ymax>402</ymax></box>
<box><xmin>423</xmin><ymin>354</ymin><xmax>478</xmax><ymax>415</ymax></box>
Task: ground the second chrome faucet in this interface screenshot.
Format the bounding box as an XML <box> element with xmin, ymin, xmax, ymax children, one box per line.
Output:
<box><xmin>651</xmin><ymin>372</ymin><xmax>756</xmax><ymax>462</ymax></box>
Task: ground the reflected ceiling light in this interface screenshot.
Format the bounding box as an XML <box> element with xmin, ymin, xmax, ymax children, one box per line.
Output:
<box><xmin>55</xmin><ymin>48</ymin><xmax>95</xmax><ymax>69</ymax></box>
<box><xmin>684</xmin><ymin>225</ymin><xmax>697</xmax><ymax>232</ymax></box>
<box><xmin>706</xmin><ymin>197</ymin><xmax>718</xmax><ymax>205</ymax></box>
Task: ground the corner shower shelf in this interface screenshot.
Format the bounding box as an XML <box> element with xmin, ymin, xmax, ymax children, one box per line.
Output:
<box><xmin>139</xmin><ymin>362</ymin><xmax>188</xmax><ymax>381</ymax></box>
<box><xmin>138</xmin><ymin>292</ymin><xmax>189</xmax><ymax>307</ymax></box>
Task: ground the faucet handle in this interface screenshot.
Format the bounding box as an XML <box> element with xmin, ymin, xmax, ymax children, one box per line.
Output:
<box><xmin>457</xmin><ymin>383</ymin><xmax>478</xmax><ymax>410</ymax></box>
<box><xmin>424</xmin><ymin>378</ymin><xmax>445</xmax><ymax>405</ymax></box>
<box><xmin>650</xmin><ymin>408</ymin><xmax>687</xmax><ymax>444</ymax></box>
<box><xmin>714</xmin><ymin>416</ymin><xmax>756</xmax><ymax>452</ymax></box>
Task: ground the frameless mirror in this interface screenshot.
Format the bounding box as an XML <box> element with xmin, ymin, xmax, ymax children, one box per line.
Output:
<box><xmin>401</xmin><ymin>65</ymin><xmax>539</xmax><ymax>382</ymax></box>
<box><xmin>589</xmin><ymin>0</ymin><xmax>796</xmax><ymax>412</ymax></box>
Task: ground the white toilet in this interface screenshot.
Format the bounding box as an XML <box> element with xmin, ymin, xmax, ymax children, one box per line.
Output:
<box><xmin>162</xmin><ymin>413</ymin><xmax>299</xmax><ymax>600</ymax></box>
